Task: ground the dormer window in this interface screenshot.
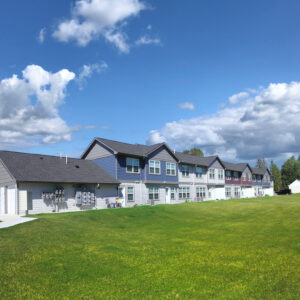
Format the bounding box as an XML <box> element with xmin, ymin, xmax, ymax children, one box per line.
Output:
<box><xmin>126</xmin><ymin>157</ymin><xmax>140</xmax><ymax>173</ymax></box>
<box><xmin>182</xmin><ymin>165</ymin><xmax>189</xmax><ymax>177</ymax></box>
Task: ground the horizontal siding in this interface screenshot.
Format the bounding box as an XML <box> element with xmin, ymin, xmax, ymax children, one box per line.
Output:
<box><xmin>0</xmin><ymin>160</ymin><xmax>15</xmax><ymax>187</ymax></box>
<box><xmin>85</xmin><ymin>141</ymin><xmax>113</xmax><ymax>160</ymax></box>
<box><xmin>146</xmin><ymin>160</ymin><xmax>178</xmax><ymax>182</ymax></box>
<box><xmin>93</xmin><ymin>155</ymin><xmax>116</xmax><ymax>178</ymax></box>
<box><xmin>117</xmin><ymin>156</ymin><xmax>145</xmax><ymax>181</ymax></box>
<box><xmin>148</xmin><ymin>147</ymin><xmax>177</xmax><ymax>162</ymax></box>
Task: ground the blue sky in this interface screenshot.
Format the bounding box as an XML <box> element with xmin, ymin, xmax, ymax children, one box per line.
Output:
<box><xmin>1</xmin><ymin>0</ymin><xmax>300</xmax><ymax>165</ymax></box>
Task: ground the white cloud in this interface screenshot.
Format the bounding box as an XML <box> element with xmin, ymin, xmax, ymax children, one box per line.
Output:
<box><xmin>53</xmin><ymin>0</ymin><xmax>146</xmax><ymax>52</ymax></box>
<box><xmin>135</xmin><ymin>34</ymin><xmax>161</xmax><ymax>46</ymax></box>
<box><xmin>77</xmin><ymin>62</ymin><xmax>108</xmax><ymax>89</ymax></box>
<box><xmin>228</xmin><ymin>91</ymin><xmax>249</xmax><ymax>105</ymax></box>
<box><xmin>0</xmin><ymin>65</ymin><xmax>76</xmax><ymax>148</ymax></box>
<box><xmin>178</xmin><ymin>102</ymin><xmax>195</xmax><ymax>110</ymax></box>
<box><xmin>38</xmin><ymin>28</ymin><xmax>46</xmax><ymax>43</ymax></box>
<box><xmin>148</xmin><ymin>81</ymin><xmax>300</xmax><ymax>163</ymax></box>
<box><xmin>146</xmin><ymin>24</ymin><xmax>152</xmax><ymax>30</ymax></box>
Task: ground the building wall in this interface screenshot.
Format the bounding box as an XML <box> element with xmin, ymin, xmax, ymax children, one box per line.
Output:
<box><xmin>0</xmin><ymin>160</ymin><xmax>15</xmax><ymax>187</ymax></box>
<box><xmin>93</xmin><ymin>155</ymin><xmax>116</xmax><ymax>178</ymax></box>
<box><xmin>117</xmin><ymin>155</ymin><xmax>146</xmax><ymax>181</ymax></box>
<box><xmin>207</xmin><ymin>159</ymin><xmax>225</xmax><ymax>186</ymax></box>
<box><xmin>178</xmin><ymin>164</ymin><xmax>208</xmax><ymax>184</ymax></box>
<box><xmin>84</xmin><ymin>141</ymin><xmax>114</xmax><ymax>160</ymax></box>
<box><xmin>17</xmin><ymin>182</ymin><xmax>118</xmax><ymax>215</ymax></box>
<box><xmin>289</xmin><ymin>181</ymin><xmax>300</xmax><ymax>194</ymax></box>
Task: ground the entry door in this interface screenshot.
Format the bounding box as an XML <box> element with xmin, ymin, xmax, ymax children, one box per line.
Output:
<box><xmin>165</xmin><ymin>188</ymin><xmax>171</xmax><ymax>204</ymax></box>
<box><xmin>7</xmin><ymin>186</ymin><xmax>16</xmax><ymax>215</ymax></box>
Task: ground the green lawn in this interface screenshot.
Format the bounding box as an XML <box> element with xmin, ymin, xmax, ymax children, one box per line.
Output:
<box><xmin>1</xmin><ymin>196</ymin><xmax>300</xmax><ymax>299</ymax></box>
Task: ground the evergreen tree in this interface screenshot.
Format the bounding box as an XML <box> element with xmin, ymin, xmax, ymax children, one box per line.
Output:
<box><xmin>281</xmin><ymin>156</ymin><xmax>298</xmax><ymax>188</ymax></box>
<box><xmin>256</xmin><ymin>156</ymin><xmax>267</xmax><ymax>168</ymax></box>
<box><xmin>183</xmin><ymin>147</ymin><xmax>204</xmax><ymax>157</ymax></box>
<box><xmin>270</xmin><ymin>161</ymin><xmax>282</xmax><ymax>192</ymax></box>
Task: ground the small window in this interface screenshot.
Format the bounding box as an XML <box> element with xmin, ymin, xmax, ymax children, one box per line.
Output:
<box><xmin>182</xmin><ymin>165</ymin><xmax>189</xmax><ymax>177</ymax></box>
<box><xmin>226</xmin><ymin>187</ymin><xmax>231</xmax><ymax>198</ymax></box>
<box><xmin>196</xmin><ymin>187</ymin><xmax>206</xmax><ymax>198</ymax></box>
<box><xmin>234</xmin><ymin>187</ymin><xmax>240</xmax><ymax>198</ymax></box>
<box><xmin>195</xmin><ymin>167</ymin><xmax>203</xmax><ymax>178</ymax></box>
<box><xmin>149</xmin><ymin>187</ymin><xmax>159</xmax><ymax>200</ymax></box>
<box><xmin>149</xmin><ymin>160</ymin><xmax>161</xmax><ymax>175</ymax></box>
<box><xmin>127</xmin><ymin>187</ymin><xmax>134</xmax><ymax>201</ymax></box>
<box><xmin>209</xmin><ymin>169</ymin><xmax>215</xmax><ymax>179</ymax></box>
<box><xmin>242</xmin><ymin>173</ymin><xmax>246</xmax><ymax>181</ymax></box>
<box><xmin>166</xmin><ymin>162</ymin><xmax>176</xmax><ymax>176</ymax></box>
<box><xmin>126</xmin><ymin>158</ymin><xmax>140</xmax><ymax>173</ymax></box>
<box><xmin>170</xmin><ymin>187</ymin><xmax>176</xmax><ymax>200</ymax></box>
<box><xmin>234</xmin><ymin>172</ymin><xmax>239</xmax><ymax>181</ymax></box>
<box><xmin>226</xmin><ymin>171</ymin><xmax>231</xmax><ymax>180</ymax></box>
<box><xmin>218</xmin><ymin>169</ymin><xmax>224</xmax><ymax>180</ymax></box>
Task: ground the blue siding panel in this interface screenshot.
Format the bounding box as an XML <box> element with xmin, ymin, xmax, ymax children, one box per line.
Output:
<box><xmin>93</xmin><ymin>155</ymin><xmax>116</xmax><ymax>178</ymax></box>
<box><xmin>146</xmin><ymin>159</ymin><xmax>178</xmax><ymax>182</ymax></box>
<box><xmin>117</xmin><ymin>156</ymin><xmax>145</xmax><ymax>181</ymax></box>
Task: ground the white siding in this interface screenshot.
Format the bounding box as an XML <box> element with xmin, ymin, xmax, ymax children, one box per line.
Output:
<box><xmin>289</xmin><ymin>181</ymin><xmax>300</xmax><ymax>194</ymax></box>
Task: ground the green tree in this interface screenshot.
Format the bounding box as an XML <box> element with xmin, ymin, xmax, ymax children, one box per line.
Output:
<box><xmin>270</xmin><ymin>161</ymin><xmax>282</xmax><ymax>192</ymax></box>
<box><xmin>281</xmin><ymin>156</ymin><xmax>299</xmax><ymax>188</ymax></box>
<box><xmin>256</xmin><ymin>156</ymin><xmax>267</xmax><ymax>168</ymax></box>
<box><xmin>183</xmin><ymin>147</ymin><xmax>204</xmax><ymax>157</ymax></box>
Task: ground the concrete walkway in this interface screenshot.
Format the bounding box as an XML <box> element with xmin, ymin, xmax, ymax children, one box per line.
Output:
<box><xmin>0</xmin><ymin>215</ymin><xmax>37</xmax><ymax>229</ymax></box>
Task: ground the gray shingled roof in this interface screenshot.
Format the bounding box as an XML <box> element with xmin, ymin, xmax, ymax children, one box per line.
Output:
<box><xmin>252</xmin><ymin>167</ymin><xmax>269</xmax><ymax>175</ymax></box>
<box><xmin>94</xmin><ymin>137</ymin><xmax>178</xmax><ymax>160</ymax></box>
<box><xmin>175</xmin><ymin>152</ymin><xmax>218</xmax><ymax>167</ymax></box>
<box><xmin>0</xmin><ymin>151</ymin><xmax>119</xmax><ymax>184</ymax></box>
<box><xmin>222</xmin><ymin>161</ymin><xmax>249</xmax><ymax>172</ymax></box>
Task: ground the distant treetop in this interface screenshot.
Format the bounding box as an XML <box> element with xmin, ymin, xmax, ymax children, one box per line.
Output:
<box><xmin>183</xmin><ymin>147</ymin><xmax>204</xmax><ymax>157</ymax></box>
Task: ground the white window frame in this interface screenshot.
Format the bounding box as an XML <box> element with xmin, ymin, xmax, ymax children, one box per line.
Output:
<box><xmin>166</xmin><ymin>162</ymin><xmax>176</xmax><ymax>176</ymax></box>
<box><xmin>126</xmin><ymin>157</ymin><xmax>140</xmax><ymax>174</ymax></box>
<box><xmin>218</xmin><ymin>169</ymin><xmax>224</xmax><ymax>180</ymax></box>
<box><xmin>242</xmin><ymin>173</ymin><xmax>246</xmax><ymax>182</ymax></box>
<box><xmin>234</xmin><ymin>187</ymin><xmax>240</xmax><ymax>198</ymax></box>
<box><xmin>127</xmin><ymin>186</ymin><xmax>134</xmax><ymax>201</ymax></box>
<box><xmin>226</xmin><ymin>171</ymin><xmax>231</xmax><ymax>180</ymax></box>
<box><xmin>149</xmin><ymin>187</ymin><xmax>159</xmax><ymax>200</ymax></box>
<box><xmin>225</xmin><ymin>187</ymin><xmax>231</xmax><ymax>198</ymax></box>
<box><xmin>179</xmin><ymin>187</ymin><xmax>190</xmax><ymax>199</ymax></box>
<box><xmin>209</xmin><ymin>168</ymin><xmax>215</xmax><ymax>179</ymax></box>
<box><xmin>181</xmin><ymin>165</ymin><xmax>190</xmax><ymax>177</ymax></box>
<box><xmin>233</xmin><ymin>171</ymin><xmax>239</xmax><ymax>181</ymax></box>
<box><xmin>170</xmin><ymin>187</ymin><xmax>176</xmax><ymax>200</ymax></box>
<box><xmin>196</xmin><ymin>187</ymin><xmax>206</xmax><ymax>198</ymax></box>
<box><xmin>149</xmin><ymin>160</ymin><xmax>161</xmax><ymax>175</ymax></box>
<box><xmin>195</xmin><ymin>167</ymin><xmax>203</xmax><ymax>178</ymax></box>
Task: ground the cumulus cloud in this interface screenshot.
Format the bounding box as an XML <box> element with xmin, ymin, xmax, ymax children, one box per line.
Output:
<box><xmin>77</xmin><ymin>62</ymin><xmax>108</xmax><ymax>89</ymax></box>
<box><xmin>148</xmin><ymin>81</ymin><xmax>300</xmax><ymax>163</ymax></box>
<box><xmin>38</xmin><ymin>28</ymin><xmax>46</xmax><ymax>43</ymax></box>
<box><xmin>0</xmin><ymin>65</ymin><xmax>76</xmax><ymax>148</ymax></box>
<box><xmin>228</xmin><ymin>91</ymin><xmax>249</xmax><ymax>105</ymax></box>
<box><xmin>135</xmin><ymin>35</ymin><xmax>161</xmax><ymax>46</ymax></box>
<box><xmin>178</xmin><ymin>102</ymin><xmax>195</xmax><ymax>110</ymax></box>
<box><xmin>53</xmin><ymin>0</ymin><xmax>146</xmax><ymax>52</ymax></box>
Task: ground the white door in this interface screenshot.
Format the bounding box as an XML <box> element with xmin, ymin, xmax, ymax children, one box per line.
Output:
<box><xmin>165</xmin><ymin>188</ymin><xmax>171</xmax><ymax>204</ymax></box>
<box><xmin>0</xmin><ymin>187</ymin><xmax>5</xmax><ymax>214</ymax></box>
<box><xmin>7</xmin><ymin>186</ymin><xmax>16</xmax><ymax>215</ymax></box>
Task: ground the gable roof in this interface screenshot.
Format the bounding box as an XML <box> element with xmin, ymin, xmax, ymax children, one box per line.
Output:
<box><xmin>0</xmin><ymin>151</ymin><xmax>119</xmax><ymax>184</ymax></box>
<box><xmin>81</xmin><ymin>137</ymin><xmax>179</xmax><ymax>161</ymax></box>
<box><xmin>222</xmin><ymin>161</ymin><xmax>252</xmax><ymax>173</ymax></box>
<box><xmin>175</xmin><ymin>152</ymin><xmax>224</xmax><ymax>168</ymax></box>
<box><xmin>252</xmin><ymin>167</ymin><xmax>270</xmax><ymax>176</ymax></box>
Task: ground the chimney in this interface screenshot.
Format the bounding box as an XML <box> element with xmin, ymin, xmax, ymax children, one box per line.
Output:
<box><xmin>66</xmin><ymin>154</ymin><xmax>68</xmax><ymax>165</ymax></box>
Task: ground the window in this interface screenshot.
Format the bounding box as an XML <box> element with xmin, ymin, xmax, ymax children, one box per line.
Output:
<box><xmin>234</xmin><ymin>172</ymin><xmax>239</xmax><ymax>181</ymax></box>
<box><xmin>149</xmin><ymin>160</ymin><xmax>160</xmax><ymax>175</ymax></box>
<box><xmin>218</xmin><ymin>169</ymin><xmax>224</xmax><ymax>180</ymax></box>
<box><xmin>225</xmin><ymin>187</ymin><xmax>231</xmax><ymax>198</ymax></box>
<box><xmin>195</xmin><ymin>167</ymin><xmax>203</xmax><ymax>178</ymax></box>
<box><xmin>179</xmin><ymin>187</ymin><xmax>190</xmax><ymax>199</ymax></box>
<box><xmin>226</xmin><ymin>171</ymin><xmax>231</xmax><ymax>180</ymax></box>
<box><xmin>182</xmin><ymin>165</ymin><xmax>189</xmax><ymax>177</ymax></box>
<box><xmin>166</xmin><ymin>162</ymin><xmax>176</xmax><ymax>176</ymax></box>
<box><xmin>126</xmin><ymin>157</ymin><xmax>140</xmax><ymax>173</ymax></box>
<box><xmin>209</xmin><ymin>168</ymin><xmax>215</xmax><ymax>179</ymax></box>
<box><xmin>242</xmin><ymin>173</ymin><xmax>246</xmax><ymax>181</ymax></box>
<box><xmin>170</xmin><ymin>187</ymin><xmax>176</xmax><ymax>200</ymax></box>
<box><xmin>234</xmin><ymin>187</ymin><xmax>240</xmax><ymax>198</ymax></box>
<box><xmin>248</xmin><ymin>174</ymin><xmax>252</xmax><ymax>181</ymax></box>
<box><xmin>149</xmin><ymin>187</ymin><xmax>159</xmax><ymax>200</ymax></box>
<box><xmin>127</xmin><ymin>187</ymin><xmax>134</xmax><ymax>201</ymax></box>
<box><xmin>253</xmin><ymin>174</ymin><xmax>256</xmax><ymax>181</ymax></box>
<box><xmin>196</xmin><ymin>187</ymin><xmax>206</xmax><ymax>198</ymax></box>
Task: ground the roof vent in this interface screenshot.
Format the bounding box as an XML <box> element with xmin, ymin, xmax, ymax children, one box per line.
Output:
<box><xmin>40</xmin><ymin>157</ymin><xmax>44</xmax><ymax>160</ymax></box>
<box><xmin>75</xmin><ymin>165</ymin><xmax>80</xmax><ymax>169</ymax></box>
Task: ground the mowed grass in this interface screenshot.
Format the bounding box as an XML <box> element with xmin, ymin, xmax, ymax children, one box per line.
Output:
<box><xmin>1</xmin><ymin>196</ymin><xmax>300</xmax><ymax>299</ymax></box>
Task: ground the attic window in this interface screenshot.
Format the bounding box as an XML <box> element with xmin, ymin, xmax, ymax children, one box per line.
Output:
<box><xmin>75</xmin><ymin>165</ymin><xmax>80</xmax><ymax>169</ymax></box>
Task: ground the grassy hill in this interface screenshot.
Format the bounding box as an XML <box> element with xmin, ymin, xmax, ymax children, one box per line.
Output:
<box><xmin>1</xmin><ymin>195</ymin><xmax>300</xmax><ymax>299</ymax></box>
